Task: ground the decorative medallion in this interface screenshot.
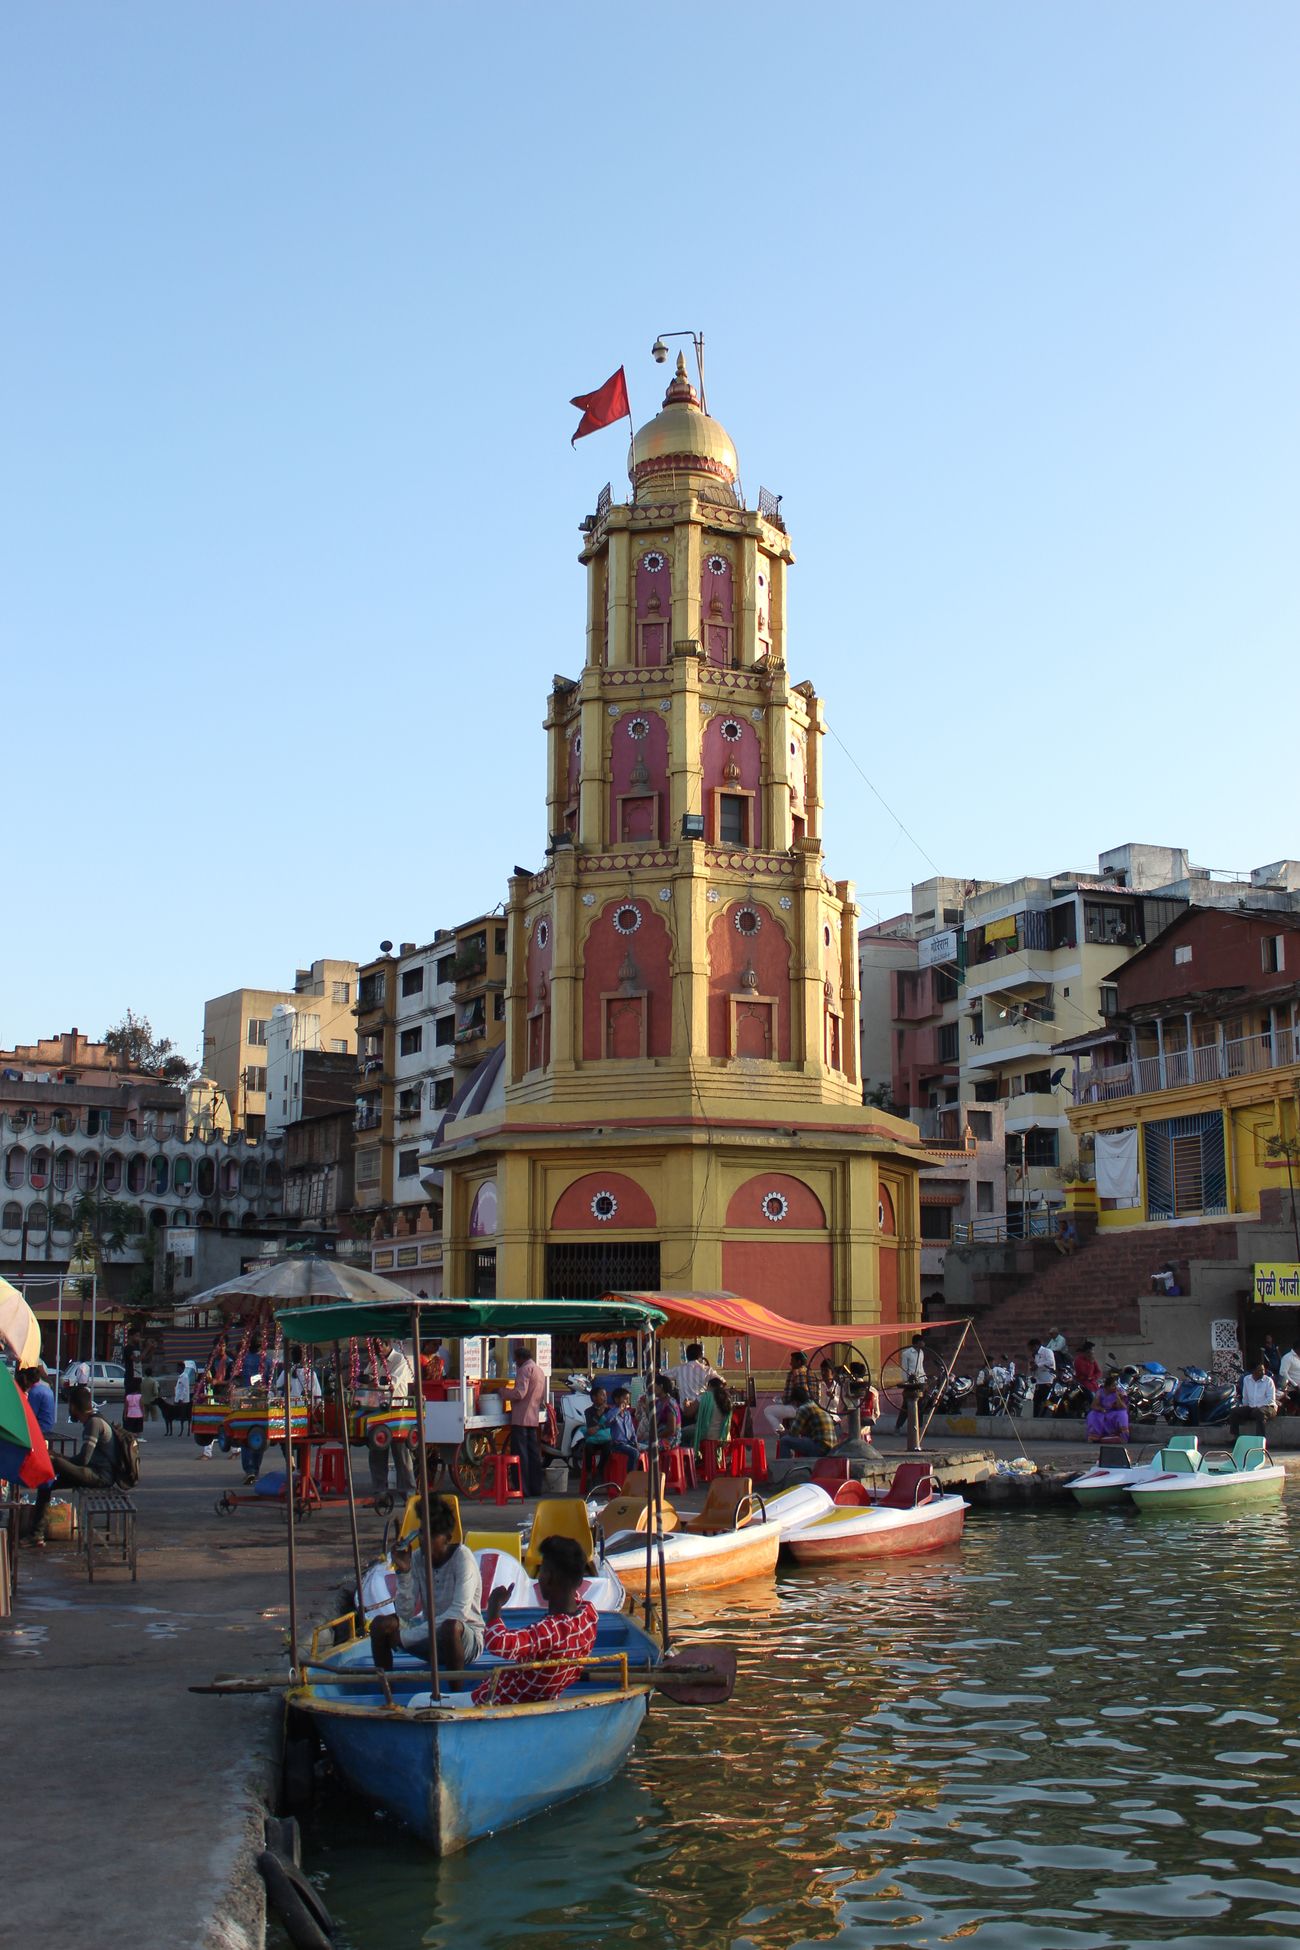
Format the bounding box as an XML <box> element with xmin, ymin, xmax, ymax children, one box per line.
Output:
<box><xmin>524</xmin><ymin>914</ymin><xmax>534</xmax><ymax>932</ymax></box>
<box><xmin>535</xmin><ymin>919</ymin><xmax>550</xmax><ymax>950</ymax></box>
<box><xmin>877</xmin><ymin>1201</ymin><xmax>886</xmax><ymax>1230</ymax></box>
<box><xmin>590</xmin><ymin>1190</ymin><xmax>619</xmax><ymax>1222</ymax></box>
<box><xmin>574</xmin><ymin>734</ymin><xmax>583</xmax><ymax>757</ymax></box>
<box><xmin>720</xmin><ymin>718</ymin><xmax>743</xmax><ymax>742</ymax></box>
<box><xmin>582</xmin><ymin>893</ymin><xmax>596</xmax><ymax>906</ymax></box>
<box><xmin>735</xmin><ymin>905</ymin><xmax>761</xmax><ymax>937</ymax></box>
<box><xmin>707</xmin><ymin>888</ymin><xmax>720</xmax><ymax>904</ymax></box>
<box><xmin>612</xmin><ymin>903</ymin><xmax>642</xmax><ymax>936</ymax></box>
<box><xmin>607</xmin><ymin>704</ymin><xmax>619</xmax><ymax>717</ymax></box>
<box><xmin>641</xmin><ymin>550</ymin><xmax>666</xmax><ymax>574</ymax></box>
<box><xmin>627</xmin><ymin>716</ymin><xmax>650</xmax><ymax>740</ymax></box>
<box><xmin>658</xmin><ymin>887</ymin><xmax>671</xmax><ymax>902</ymax></box>
<box><xmin>760</xmin><ymin>1189</ymin><xmax>789</xmax><ymax>1224</ymax></box>
<box><xmin>779</xmin><ymin>895</ymin><xmax>793</xmax><ymax>910</ymax></box>
<box><xmin>705</xmin><ymin>553</ymin><xmax>728</xmax><ymax>575</ymax></box>
<box><xmin>750</xmin><ymin>708</ymin><xmax>763</xmax><ymax>721</ymax></box>
<box><xmin>659</xmin><ymin>700</ymin><xmax>671</xmax><ymax>713</ymax></box>
<box><xmin>757</xmin><ymin>573</ymin><xmax>766</xmax><ymax>589</ymax></box>
<box><xmin>824</xmin><ymin>924</ymin><xmax>833</xmax><ymax>948</ymax></box>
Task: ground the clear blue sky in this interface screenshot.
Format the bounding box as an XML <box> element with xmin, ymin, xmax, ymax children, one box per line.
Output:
<box><xmin>4</xmin><ymin>4</ymin><xmax>1296</xmax><ymax>1065</ymax></box>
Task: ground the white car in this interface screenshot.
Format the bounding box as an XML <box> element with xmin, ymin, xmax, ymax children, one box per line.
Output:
<box><xmin>60</xmin><ymin>1360</ymin><xmax>127</xmax><ymax>1404</ymax></box>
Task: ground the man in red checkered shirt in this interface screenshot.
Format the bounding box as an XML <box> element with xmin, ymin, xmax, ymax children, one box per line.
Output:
<box><xmin>472</xmin><ymin>1534</ymin><xmax>598</xmax><ymax>1707</ymax></box>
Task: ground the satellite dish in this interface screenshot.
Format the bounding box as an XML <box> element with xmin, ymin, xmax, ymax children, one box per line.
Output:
<box><xmin>1050</xmin><ymin>1068</ymin><xmax>1066</xmax><ymax>1088</ymax></box>
<box><xmin>379</xmin><ymin>939</ymin><xmax>393</xmax><ymax>954</ymax></box>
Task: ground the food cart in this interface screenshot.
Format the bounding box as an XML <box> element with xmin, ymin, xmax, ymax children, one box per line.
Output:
<box><xmin>421</xmin><ymin>1334</ymin><xmax>551</xmax><ymax>1494</ymax></box>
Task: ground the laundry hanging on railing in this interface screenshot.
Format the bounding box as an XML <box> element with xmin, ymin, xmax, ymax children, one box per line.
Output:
<box><xmin>1095</xmin><ymin>1127</ymin><xmax>1139</xmax><ymax>1205</ymax></box>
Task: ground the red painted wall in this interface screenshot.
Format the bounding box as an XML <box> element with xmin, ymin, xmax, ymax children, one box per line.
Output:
<box><xmin>608</xmin><ymin>710</ymin><xmax>669</xmax><ymax>845</ymax></box>
<box><xmin>722</xmin><ymin>1239</ymin><xmax>834</xmax><ymax>1366</ymax></box>
<box><xmin>725</xmin><ymin>1172</ymin><xmax>827</xmax><ymax>1229</ymax></box>
<box><xmin>582</xmin><ymin>901</ymin><xmax>673</xmax><ymax>1061</ymax></box>
<box><xmin>1116</xmin><ymin>910</ymin><xmax>1300</xmax><ymax>1011</ymax></box>
<box><xmin>707</xmin><ymin>901</ymin><xmax>791</xmax><ymax>1060</ymax></box>
<box><xmin>701</xmin><ymin>715</ymin><xmax>763</xmax><ymax>848</ymax></box>
<box><xmin>635</xmin><ymin>548</ymin><xmax>672</xmax><ymax>667</ymax></box>
<box><xmin>551</xmin><ymin>1170</ymin><xmax>657</xmax><ymax>1230</ymax></box>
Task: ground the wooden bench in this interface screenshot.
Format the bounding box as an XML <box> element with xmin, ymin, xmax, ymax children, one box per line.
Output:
<box><xmin>77</xmin><ymin>1488</ymin><xmax>138</xmax><ymax>1581</ymax></box>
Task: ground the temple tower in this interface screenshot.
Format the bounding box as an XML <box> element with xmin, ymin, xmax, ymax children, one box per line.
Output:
<box><xmin>432</xmin><ymin>355</ymin><xmax>924</xmax><ymax>1356</ymax></box>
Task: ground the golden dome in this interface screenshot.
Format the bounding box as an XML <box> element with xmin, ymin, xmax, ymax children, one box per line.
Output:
<box><xmin>628</xmin><ymin>354</ymin><xmax>738</xmax><ymax>496</ymax></box>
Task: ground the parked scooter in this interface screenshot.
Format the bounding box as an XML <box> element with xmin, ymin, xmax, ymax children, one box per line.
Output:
<box><xmin>1163</xmin><ymin>1365</ymin><xmax>1211</xmax><ymax>1425</ymax></box>
<box><xmin>1127</xmin><ymin>1363</ymin><xmax>1178</xmax><ymax>1422</ymax></box>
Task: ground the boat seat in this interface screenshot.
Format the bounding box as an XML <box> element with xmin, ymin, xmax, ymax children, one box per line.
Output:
<box><xmin>684</xmin><ymin>1476</ymin><xmax>755</xmax><ymax>1536</ymax></box>
<box><xmin>1096</xmin><ymin>1443</ymin><xmax>1132</xmax><ymax>1468</ymax></box>
<box><xmin>524</xmin><ymin>1496</ymin><xmax>597</xmax><ymax>1577</ymax></box>
<box><xmin>832</xmin><ymin>1479</ymin><xmax>871</xmax><ymax>1507</ymax></box>
<box><xmin>881</xmin><ymin>1463</ymin><xmax>935</xmax><ymax>1510</ymax></box>
<box><xmin>1228</xmin><ymin>1435</ymin><xmax>1266</xmax><ymax>1471</ymax></box>
<box><xmin>596</xmin><ymin>1496</ymin><xmax>680</xmax><ymax>1538</ymax></box>
<box><xmin>1165</xmin><ymin>1434</ymin><xmax>1199</xmax><ymax>1452</ymax></box>
<box><xmin>810</xmin><ymin>1455</ymin><xmax>857</xmax><ymax>1488</ymax></box>
<box><xmin>1157</xmin><ymin>1448</ymin><xmax>1202</xmax><ymax>1474</ymax></box>
<box><xmin>398</xmin><ymin>1492</ymin><xmax>463</xmax><ymax>1547</ymax></box>
<box><xmin>463</xmin><ymin>1529</ymin><xmax>520</xmax><ymax>1558</ymax></box>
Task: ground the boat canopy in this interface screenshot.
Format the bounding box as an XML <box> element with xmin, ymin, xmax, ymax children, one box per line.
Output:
<box><xmin>597</xmin><ymin>1290</ymin><xmax>965</xmax><ymax>1348</ymax></box>
<box><xmin>274</xmin><ymin>1294</ymin><xmax>667</xmax><ymax>1347</ymax></box>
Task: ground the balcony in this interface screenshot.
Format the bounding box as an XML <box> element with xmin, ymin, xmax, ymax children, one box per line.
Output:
<box><xmin>1074</xmin><ymin>1027</ymin><xmax>1299</xmax><ymax>1104</ymax></box>
<box><xmin>354</xmin><ymin>1110</ymin><xmax>382</xmax><ymax>1133</ymax></box>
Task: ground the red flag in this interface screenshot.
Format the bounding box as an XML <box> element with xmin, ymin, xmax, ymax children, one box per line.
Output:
<box><xmin>570</xmin><ymin>367</ymin><xmax>630</xmax><ymax>446</ymax></box>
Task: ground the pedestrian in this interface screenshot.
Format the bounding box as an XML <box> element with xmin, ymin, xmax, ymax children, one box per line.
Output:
<box><xmin>896</xmin><ymin>1334</ymin><xmax>927</xmax><ymax>1452</ymax></box>
<box><xmin>16</xmin><ymin>1367</ymin><xmax>58</xmax><ymax>1546</ymax></box>
<box><xmin>124</xmin><ymin>1378</ymin><xmax>144</xmax><ymax>1436</ymax></box>
<box><xmin>1030</xmin><ymin>1338</ymin><xmax>1057</xmax><ymax>1417</ymax></box>
<box><xmin>171</xmin><ymin>1360</ymin><xmax>192</xmax><ymax>1435</ymax></box>
<box><xmin>141</xmin><ymin>1368</ymin><xmax>160</xmax><ymax>1424</ymax></box>
<box><xmin>509</xmin><ymin>1340</ymin><xmax>548</xmax><ymax>1497</ymax></box>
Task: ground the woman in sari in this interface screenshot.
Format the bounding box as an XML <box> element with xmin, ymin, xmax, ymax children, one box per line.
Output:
<box><xmin>1085</xmin><ymin>1370</ymin><xmax>1130</xmax><ymax>1442</ymax></box>
<box><xmin>692</xmin><ymin>1375</ymin><xmax>735</xmax><ymax>1459</ymax></box>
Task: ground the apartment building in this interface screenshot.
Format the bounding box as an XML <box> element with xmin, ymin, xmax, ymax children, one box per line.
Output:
<box><xmin>203</xmin><ymin>958</ymin><xmax>357</xmax><ymax>1138</ymax></box>
<box><xmin>352</xmin><ymin>919</ymin><xmax>510</xmax><ymax>1249</ymax></box>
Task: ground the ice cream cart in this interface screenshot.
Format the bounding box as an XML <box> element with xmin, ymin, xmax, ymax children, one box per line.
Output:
<box><xmin>422</xmin><ymin>1335</ymin><xmax>551</xmax><ymax>1495</ymax></box>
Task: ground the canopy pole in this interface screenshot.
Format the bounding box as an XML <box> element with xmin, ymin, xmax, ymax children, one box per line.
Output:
<box><xmin>283</xmin><ymin>1353</ymin><xmax>299</xmax><ymax>1677</ymax></box>
<box><xmin>646</xmin><ymin>1333</ymin><xmax>670</xmax><ymax>1652</ymax></box>
<box><xmin>332</xmin><ymin>1345</ymin><xmax>366</xmax><ymax>1635</ymax></box>
<box><xmin>52</xmin><ymin>1276</ymin><xmax>65</xmax><ymax>1385</ymax></box>
<box><xmin>918</xmin><ymin>1319</ymin><xmax>972</xmax><ymax>1447</ymax></box>
<box><xmin>409</xmin><ymin>1304</ymin><xmax>440</xmax><ymax>1701</ymax></box>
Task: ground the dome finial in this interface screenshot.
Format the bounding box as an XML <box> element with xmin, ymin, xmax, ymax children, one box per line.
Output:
<box><xmin>662</xmin><ymin>354</ymin><xmax>700</xmax><ymax>410</ymax></box>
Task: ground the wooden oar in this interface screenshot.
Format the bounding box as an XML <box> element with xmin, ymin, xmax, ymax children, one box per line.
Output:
<box><xmin>190</xmin><ymin>1642</ymin><xmax>737</xmax><ymax>1706</ymax></box>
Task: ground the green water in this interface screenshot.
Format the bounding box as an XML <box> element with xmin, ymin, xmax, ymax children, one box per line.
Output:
<box><xmin>298</xmin><ymin>1500</ymin><xmax>1300</xmax><ymax>1949</ymax></box>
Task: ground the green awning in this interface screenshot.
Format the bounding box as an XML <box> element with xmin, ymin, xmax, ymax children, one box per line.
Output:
<box><xmin>274</xmin><ymin>1295</ymin><xmax>667</xmax><ymax>1347</ymax></box>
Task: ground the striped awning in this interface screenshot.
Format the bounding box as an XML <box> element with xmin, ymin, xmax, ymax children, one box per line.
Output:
<box><xmin>596</xmin><ymin>1290</ymin><xmax>963</xmax><ymax>1349</ymax></box>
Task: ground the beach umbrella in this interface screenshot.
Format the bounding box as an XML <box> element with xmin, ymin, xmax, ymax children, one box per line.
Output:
<box><xmin>0</xmin><ymin>1363</ymin><xmax>53</xmax><ymax>1488</ymax></box>
<box><xmin>184</xmin><ymin>1255</ymin><xmax>416</xmax><ymax>1312</ymax></box>
<box><xmin>0</xmin><ymin>1276</ymin><xmax>42</xmax><ymax>1369</ymax></box>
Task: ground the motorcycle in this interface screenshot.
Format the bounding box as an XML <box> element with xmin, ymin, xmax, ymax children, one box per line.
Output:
<box><xmin>1043</xmin><ymin>1371</ymin><xmax>1091</xmax><ymax>1418</ymax></box>
<box><xmin>1128</xmin><ymin>1365</ymin><xmax>1178</xmax><ymax>1422</ymax></box>
<box><xmin>1164</xmin><ymin>1365</ymin><xmax>1210</xmax><ymax>1425</ymax></box>
<box><xmin>930</xmin><ymin>1370</ymin><xmax>975</xmax><ymax>1416</ymax></box>
<box><xmin>556</xmin><ymin>1372</ymin><xmax>594</xmax><ymax>1469</ymax></box>
<box><xmin>1200</xmin><ymin>1371</ymin><xmax>1242</xmax><ymax>1426</ymax></box>
<box><xmin>978</xmin><ymin>1366</ymin><xmax>1030</xmax><ymax>1417</ymax></box>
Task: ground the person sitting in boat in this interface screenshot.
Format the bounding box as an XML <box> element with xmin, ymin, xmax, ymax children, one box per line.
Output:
<box><xmin>369</xmin><ymin>1495</ymin><xmax>486</xmax><ymax>1674</ymax></box>
<box><xmin>776</xmin><ymin>1386</ymin><xmax>837</xmax><ymax>1460</ymax></box>
<box><xmin>473</xmin><ymin>1534</ymin><xmax>599</xmax><ymax>1707</ymax></box>
<box><xmin>1084</xmin><ymin>1371</ymin><xmax>1130</xmax><ymax>1443</ymax></box>
<box><xmin>692</xmin><ymin>1375</ymin><xmax>734</xmax><ymax>1456</ymax></box>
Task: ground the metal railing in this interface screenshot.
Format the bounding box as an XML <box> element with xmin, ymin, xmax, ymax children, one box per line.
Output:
<box><xmin>1074</xmin><ymin>1027</ymin><xmax>1298</xmax><ymax>1103</ymax></box>
<box><xmin>952</xmin><ymin>1212</ymin><xmax>1054</xmax><ymax>1244</ymax></box>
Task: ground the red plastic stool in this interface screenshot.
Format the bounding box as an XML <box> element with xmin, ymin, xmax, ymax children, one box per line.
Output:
<box><xmin>580</xmin><ymin>1444</ymin><xmax>615</xmax><ymax>1493</ymax></box>
<box><xmin>312</xmin><ymin>1441</ymin><xmax>348</xmax><ymax>1497</ymax></box>
<box><xmin>662</xmin><ymin>1448</ymin><xmax>697</xmax><ymax>1494</ymax></box>
<box><xmin>478</xmin><ymin>1452</ymin><xmax>524</xmax><ymax>1504</ymax></box>
<box><xmin>734</xmin><ymin>1437</ymin><xmax>768</xmax><ymax>1481</ymax></box>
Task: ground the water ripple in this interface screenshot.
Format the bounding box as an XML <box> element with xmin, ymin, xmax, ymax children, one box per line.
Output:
<box><xmin>303</xmin><ymin>1493</ymin><xmax>1300</xmax><ymax>1949</ymax></box>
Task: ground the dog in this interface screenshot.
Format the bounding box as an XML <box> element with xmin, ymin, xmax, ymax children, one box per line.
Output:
<box><xmin>159</xmin><ymin>1396</ymin><xmax>192</xmax><ymax>1436</ymax></box>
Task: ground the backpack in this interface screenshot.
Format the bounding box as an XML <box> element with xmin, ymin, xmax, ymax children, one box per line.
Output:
<box><xmin>110</xmin><ymin>1423</ymin><xmax>141</xmax><ymax>1489</ymax></box>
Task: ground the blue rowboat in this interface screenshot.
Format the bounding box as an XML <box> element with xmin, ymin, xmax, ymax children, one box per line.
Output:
<box><xmin>292</xmin><ymin>1608</ymin><xmax>660</xmax><ymax>1853</ymax></box>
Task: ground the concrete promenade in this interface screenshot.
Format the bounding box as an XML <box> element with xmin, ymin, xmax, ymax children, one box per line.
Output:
<box><xmin>3</xmin><ymin>1413</ymin><xmax>1296</xmax><ymax>1949</ymax></box>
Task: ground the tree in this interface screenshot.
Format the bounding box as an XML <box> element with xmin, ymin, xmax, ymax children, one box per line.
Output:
<box><xmin>103</xmin><ymin>1009</ymin><xmax>196</xmax><ymax>1085</ymax></box>
<box><xmin>73</xmin><ymin>1192</ymin><xmax>140</xmax><ymax>1258</ymax></box>
<box><xmin>863</xmin><ymin>1081</ymin><xmax>902</xmax><ymax>1117</ymax></box>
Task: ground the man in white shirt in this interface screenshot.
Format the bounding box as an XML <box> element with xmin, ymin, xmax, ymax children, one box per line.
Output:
<box><xmin>368</xmin><ymin>1341</ymin><xmax>417</xmax><ymax>1501</ymax></box>
<box><xmin>1229</xmin><ymin>1361</ymin><xmax>1278</xmax><ymax>1438</ymax></box>
<box><xmin>1278</xmin><ymin>1340</ymin><xmax>1300</xmax><ymax>1407</ymax></box>
<box><xmin>1030</xmin><ymin>1340</ymin><xmax>1057</xmax><ymax>1418</ymax></box>
<box><xmin>670</xmin><ymin>1343</ymin><xmax>718</xmax><ymax>1424</ymax></box>
<box><xmin>384</xmin><ymin>1340</ymin><xmax>415</xmax><ymax>1398</ymax></box>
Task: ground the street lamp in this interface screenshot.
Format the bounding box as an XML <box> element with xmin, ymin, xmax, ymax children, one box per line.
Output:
<box><xmin>650</xmin><ymin>330</ymin><xmax>708</xmax><ymax>411</ymax></box>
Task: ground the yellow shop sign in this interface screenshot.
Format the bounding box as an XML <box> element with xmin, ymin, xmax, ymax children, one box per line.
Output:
<box><xmin>1253</xmin><ymin>1262</ymin><xmax>1300</xmax><ymax>1305</ymax></box>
